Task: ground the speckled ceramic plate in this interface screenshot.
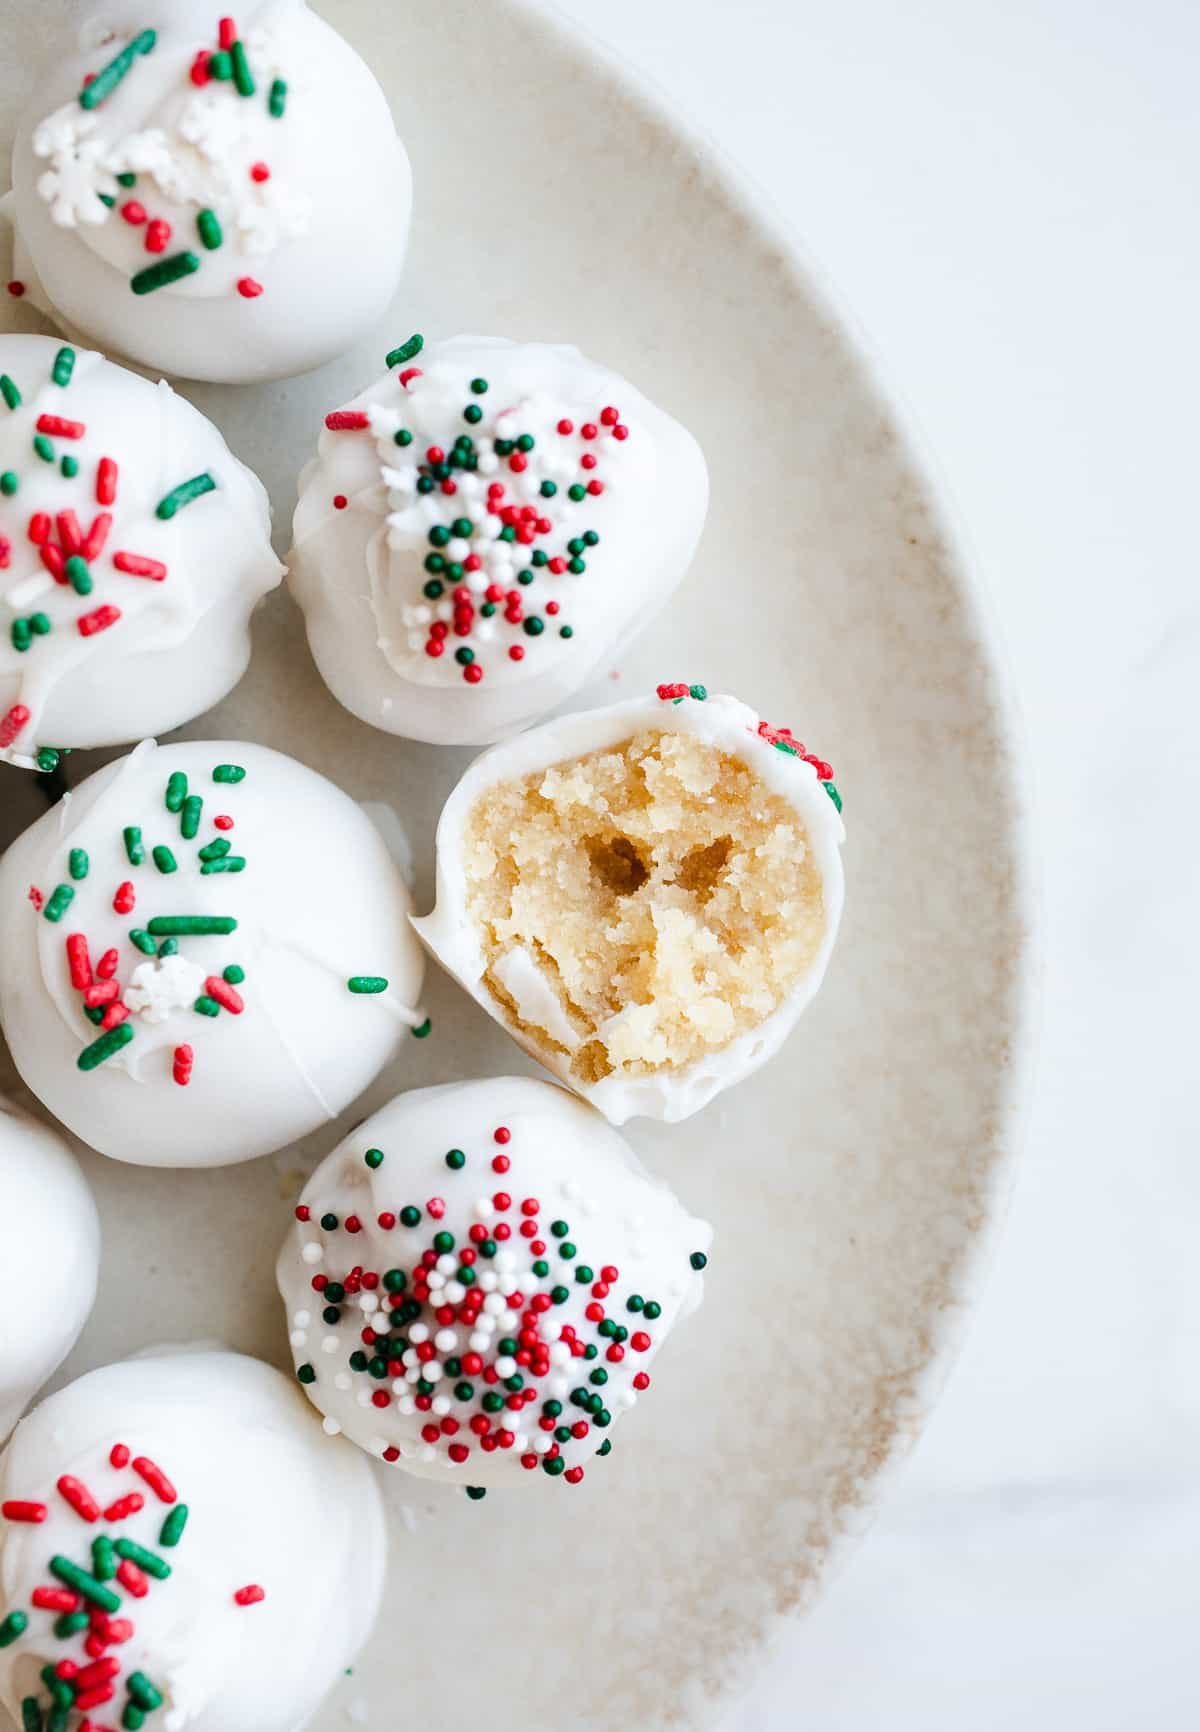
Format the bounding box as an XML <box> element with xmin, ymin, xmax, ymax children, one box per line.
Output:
<box><xmin>0</xmin><ymin>2</ymin><xmax>1032</xmax><ymax>1727</ymax></box>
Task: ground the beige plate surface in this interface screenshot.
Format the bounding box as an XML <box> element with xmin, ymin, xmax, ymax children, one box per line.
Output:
<box><xmin>0</xmin><ymin>2</ymin><xmax>1032</xmax><ymax>1726</ymax></box>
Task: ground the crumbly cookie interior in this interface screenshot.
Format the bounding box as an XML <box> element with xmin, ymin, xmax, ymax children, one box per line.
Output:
<box><xmin>462</xmin><ymin>728</ymin><xmax>826</xmax><ymax>1081</ymax></box>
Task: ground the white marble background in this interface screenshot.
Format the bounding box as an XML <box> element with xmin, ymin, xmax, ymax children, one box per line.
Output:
<box><xmin>550</xmin><ymin>0</ymin><xmax>1200</xmax><ymax>1724</ymax></box>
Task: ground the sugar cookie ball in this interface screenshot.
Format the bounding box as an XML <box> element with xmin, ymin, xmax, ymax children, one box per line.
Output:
<box><xmin>0</xmin><ymin>1348</ymin><xmax>384</xmax><ymax>1732</ymax></box>
<box><xmin>289</xmin><ymin>334</ymin><xmax>708</xmax><ymax>744</ymax></box>
<box><xmin>415</xmin><ymin>686</ymin><xmax>846</xmax><ymax>1122</ymax></box>
<box><xmin>0</xmin><ymin>738</ymin><xmax>426</xmax><ymax>1167</ymax></box>
<box><xmin>276</xmin><ymin>1077</ymin><xmax>711</xmax><ymax>1489</ymax></box>
<box><xmin>0</xmin><ymin>1097</ymin><xmax>100</xmax><ymax>1438</ymax></box>
<box><xmin>0</xmin><ymin>335</ymin><xmax>281</xmax><ymax>769</ymax></box>
<box><xmin>4</xmin><ymin>2</ymin><xmax>412</xmax><ymax>382</ymax></box>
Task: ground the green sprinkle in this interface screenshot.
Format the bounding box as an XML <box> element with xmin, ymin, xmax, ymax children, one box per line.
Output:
<box><xmin>156</xmin><ymin>471</ymin><xmax>216</xmax><ymax>519</ymax></box>
<box><xmin>689</xmin><ymin>684</ymin><xmax>707</xmax><ymax>700</ymax></box>
<box><xmin>115</xmin><ymin>1539</ymin><xmax>170</xmax><ymax>1581</ymax></box>
<box><xmin>92</xmin><ymin>1534</ymin><xmax>117</xmax><ymax>1580</ymax></box>
<box><xmin>231</xmin><ymin>38</ymin><xmax>255</xmax><ymax>95</ymax></box>
<box><xmin>68</xmin><ymin>847</ymin><xmax>89</xmax><ymax>881</ymax></box>
<box><xmin>209</xmin><ymin>49</ymin><xmax>232</xmax><ymax>79</ymax></box>
<box><xmin>147</xmin><ymin>915</ymin><xmax>237</xmax><ymax>936</ymax></box>
<box><xmin>127</xmin><ymin>1671</ymin><xmax>164</xmax><ymax>1709</ymax></box>
<box><xmin>152</xmin><ymin>844</ymin><xmax>177</xmax><ymax>874</ymax></box>
<box><xmin>123</xmin><ymin>1708</ymin><xmax>145</xmax><ymax>1732</ymax></box>
<box><xmin>0</xmin><ymin>1610</ymin><xmax>28</xmax><ymax>1646</ymax></box>
<box><xmin>0</xmin><ymin>470</ymin><xmax>17</xmax><ymax>494</ymax></box>
<box><xmin>159</xmin><ymin>1502</ymin><xmax>189</xmax><ymax>1547</ymax></box>
<box><xmin>131</xmin><ymin>251</ymin><xmax>200</xmax><ymax>296</ymax></box>
<box><xmin>79</xmin><ymin>28</ymin><xmax>156</xmax><ymax>109</ymax></box>
<box><xmin>77</xmin><ymin>1022</ymin><xmax>135</xmax><ymax>1071</ymax></box>
<box><xmin>35</xmin><ymin>748</ymin><xmax>61</xmax><ymax>772</ymax></box>
<box><xmin>364</xmin><ymin>1147</ymin><xmax>385</xmax><ymax>1170</ymax></box>
<box><xmin>51</xmin><ymin>346</ymin><xmax>75</xmax><ymax>387</ymax></box>
<box><xmin>34</xmin><ymin>435</ymin><xmax>55</xmax><ymax>463</ymax></box>
<box><xmin>11</xmin><ymin>619</ymin><xmax>31</xmax><ymax>652</ymax></box>
<box><xmin>157</xmin><ymin>937</ymin><xmax>177</xmax><ymax>958</ymax></box>
<box><xmin>445</xmin><ymin>1148</ymin><xmax>465</xmax><ymax>1170</ymax></box>
<box><xmin>180</xmin><ymin>794</ymin><xmax>203</xmax><ymax>839</ymax></box>
<box><xmin>21</xmin><ymin>1697</ymin><xmax>44</xmax><ymax>1732</ymax></box>
<box><xmin>223</xmin><ymin>964</ymin><xmax>245</xmax><ymax>983</ymax></box>
<box><xmin>347</xmin><ymin>976</ymin><xmax>388</xmax><ymax>994</ymax></box>
<box><xmin>212</xmin><ymin>762</ymin><xmax>245</xmax><ymax>783</ymax></box>
<box><xmin>198</xmin><ymin>837</ymin><xmax>230</xmax><ymax>862</ymax></box>
<box><xmin>199</xmin><ymin>855</ymin><xmax>245</xmax><ymax>874</ymax></box>
<box><xmin>193</xmin><ymin>996</ymin><xmax>220</xmax><ymax>1017</ymax></box>
<box><xmin>385</xmin><ymin>333</ymin><xmax>424</xmax><ymax>368</ymax></box>
<box><xmin>99</xmin><ymin>193</ymin><xmax>116</xmax><ymax>208</ymax></box>
<box><xmin>196</xmin><ymin>207</ymin><xmax>223</xmax><ymax>250</ymax></box>
<box><xmin>65</xmin><ymin>555</ymin><xmax>92</xmax><ymax>595</ymax></box>
<box><xmin>49</xmin><ymin>1554</ymin><xmax>121</xmax><ymax>1611</ymax></box>
<box><xmin>116</xmin><ymin>171</ymin><xmax>137</xmax><ymax>187</ymax></box>
<box><xmin>165</xmin><ymin>770</ymin><xmax>188</xmax><ymax>811</ymax></box>
<box><xmin>0</xmin><ymin>374</ymin><xmax>21</xmax><ymax>411</ymax></box>
<box><xmin>43</xmin><ymin>883</ymin><xmax>74</xmax><ymax>923</ymax></box>
<box><xmin>124</xmin><ymin>825</ymin><xmax>144</xmax><ymax>864</ymax></box>
<box><xmin>53</xmin><ymin>1608</ymin><xmax>89</xmax><ymax>1640</ymax></box>
<box><xmin>128</xmin><ymin>928</ymin><xmax>156</xmax><ymax>955</ymax></box>
<box><xmin>824</xmin><ymin>781</ymin><xmax>843</xmax><ymax>812</ymax></box>
<box><xmin>297</xmin><ymin>1363</ymin><xmax>316</xmax><ymax>1384</ymax></box>
<box><xmin>60</xmin><ymin>454</ymin><xmax>77</xmax><ymax>478</ymax></box>
<box><xmin>269</xmin><ymin>76</ymin><xmax>287</xmax><ymax>116</ymax></box>
<box><xmin>30</xmin><ymin>612</ymin><xmax>51</xmax><ymax>635</ymax></box>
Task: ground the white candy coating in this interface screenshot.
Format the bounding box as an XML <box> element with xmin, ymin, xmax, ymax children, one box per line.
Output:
<box><xmin>0</xmin><ymin>738</ymin><xmax>425</xmax><ymax>1167</ymax></box>
<box><xmin>3</xmin><ymin>1</ymin><xmax>411</xmax><ymax>382</ymax></box>
<box><xmin>289</xmin><ymin>335</ymin><xmax>708</xmax><ymax>744</ymax></box>
<box><xmin>0</xmin><ymin>1096</ymin><xmax>100</xmax><ymax>1439</ymax></box>
<box><xmin>0</xmin><ymin>1348</ymin><xmax>385</xmax><ymax>1732</ymax></box>
<box><xmin>415</xmin><ymin>690</ymin><xmax>847</xmax><ymax>1123</ymax></box>
<box><xmin>276</xmin><ymin>1077</ymin><xmax>711</xmax><ymax>1487</ymax></box>
<box><xmin>0</xmin><ymin>335</ymin><xmax>281</xmax><ymax>767</ymax></box>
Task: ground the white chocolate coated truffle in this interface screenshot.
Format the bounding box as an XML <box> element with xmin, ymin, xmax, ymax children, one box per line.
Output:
<box><xmin>415</xmin><ymin>687</ymin><xmax>846</xmax><ymax>1123</ymax></box>
<box><xmin>0</xmin><ymin>1348</ymin><xmax>384</xmax><ymax>1732</ymax></box>
<box><xmin>3</xmin><ymin>1</ymin><xmax>411</xmax><ymax>383</ymax></box>
<box><xmin>0</xmin><ymin>1097</ymin><xmax>100</xmax><ymax>1439</ymax></box>
<box><xmin>0</xmin><ymin>738</ymin><xmax>426</xmax><ymax>1167</ymax></box>
<box><xmin>288</xmin><ymin>335</ymin><xmax>708</xmax><ymax>744</ymax></box>
<box><xmin>276</xmin><ymin>1077</ymin><xmax>711</xmax><ymax>1488</ymax></box>
<box><xmin>0</xmin><ymin>336</ymin><xmax>281</xmax><ymax>768</ymax></box>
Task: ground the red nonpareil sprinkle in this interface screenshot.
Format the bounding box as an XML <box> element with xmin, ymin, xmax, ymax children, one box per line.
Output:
<box><xmin>600</xmin><ymin>406</ymin><xmax>620</xmax><ymax>426</ymax></box>
<box><xmin>324</xmin><ymin>410</ymin><xmax>370</xmax><ymax>431</ymax></box>
<box><xmin>57</xmin><ymin>1475</ymin><xmax>100</xmax><ymax>1522</ymax></box>
<box><xmin>57</xmin><ymin>510</ymin><xmax>84</xmax><ymax>554</ymax></box>
<box><xmin>463</xmin><ymin>663</ymin><xmax>483</xmax><ymax>683</ymax></box>
<box><xmin>399</xmin><ymin>367</ymin><xmax>422</xmax><ymax>387</ymax></box>
<box><xmin>0</xmin><ymin>703</ymin><xmax>31</xmax><ymax>744</ymax></box>
<box><xmin>203</xmin><ymin>974</ymin><xmax>243</xmax><ymax>1014</ymax></box>
<box><xmin>632</xmin><ymin>1371</ymin><xmax>650</xmax><ymax>1390</ymax></box>
<box><xmin>112</xmin><ymin>882</ymin><xmax>135</xmax><ymax>915</ymax></box>
<box><xmin>173</xmin><ymin>1044</ymin><xmax>194</xmax><ymax>1086</ymax></box>
<box><xmin>249</xmin><ymin>161</ymin><xmax>270</xmax><ymax>182</ymax></box>
<box><xmin>131</xmin><ymin>1456</ymin><xmax>177</xmax><ymax>1503</ymax></box>
<box><xmin>32</xmin><ymin>1587</ymin><xmax>78</xmax><ymax>1610</ymax></box>
<box><xmin>234</xmin><ymin>1583</ymin><xmax>265</xmax><ymax>1606</ymax></box>
<box><xmin>237</xmin><ymin>276</ymin><xmax>263</xmax><ymax>298</ymax></box>
<box><xmin>557</xmin><ymin>418</ymin><xmax>574</xmax><ymax>435</ymax></box>
<box><xmin>332</xmin><ymin>494</ymin><xmax>348</xmax><ymax>510</ymax></box>
<box><xmin>41</xmin><ymin>544</ymin><xmax>67</xmax><ymax>583</ymax></box>
<box><xmin>113</xmin><ymin>551</ymin><xmax>167</xmax><ymax>580</ymax></box>
<box><xmin>7</xmin><ymin>280</ymin><xmax>25</xmax><ymax>297</ymax></box>
<box><xmin>81</xmin><ymin>513</ymin><xmax>113</xmax><ymax>562</ymax></box>
<box><xmin>213</xmin><ymin>814</ymin><xmax>234</xmax><ymax>830</ymax></box>
<box><xmin>189</xmin><ymin>48</ymin><xmax>210</xmax><ymax>85</ymax></box>
<box><xmin>28</xmin><ymin>512</ymin><xmax>51</xmax><ymax>545</ymax></box>
<box><xmin>493</xmin><ymin>1125</ymin><xmax>511</xmax><ymax>1144</ymax></box>
<box><xmin>109</xmin><ymin>1443</ymin><xmax>130</xmax><ymax>1469</ymax></box>
<box><xmin>218</xmin><ymin>15</ymin><xmax>237</xmax><ymax>49</ymax></box>
<box><xmin>145</xmin><ymin>217</ymin><xmax>172</xmax><ymax>253</ymax></box>
<box><xmin>2</xmin><ymin>1500</ymin><xmax>48</xmax><ymax>1522</ymax></box>
<box><xmin>103</xmin><ymin>1492</ymin><xmax>144</xmax><ymax>1522</ymax></box>
<box><xmin>425</xmin><ymin>1197</ymin><xmax>446</xmax><ymax>1220</ymax></box>
<box><xmin>120</xmin><ymin>200</ymin><xmax>147</xmax><ymax>225</ymax></box>
<box><xmin>96</xmin><ymin>457</ymin><xmax>118</xmax><ymax>505</ymax></box>
<box><xmin>116</xmin><ymin>1559</ymin><xmax>148</xmax><ymax>1597</ymax></box>
<box><xmin>78</xmin><ymin>604</ymin><xmax>121</xmax><ymax>636</ymax></box>
<box><xmin>36</xmin><ymin>414</ymin><xmax>85</xmax><ymax>439</ymax></box>
<box><xmin>66</xmin><ymin>934</ymin><xmax>93</xmax><ymax>990</ymax></box>
<box><xmin>508</xmin><ymin>645</ymin><xmax>524</xmax><ymax>661</ymax></box>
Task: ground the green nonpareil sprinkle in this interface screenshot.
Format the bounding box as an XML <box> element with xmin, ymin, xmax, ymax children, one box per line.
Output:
<box><xmin>35</xmin><ymin>748</ymin><xmax>60</xmax><ymax>772</ymax></box>
<box><xmin>165</xmin><ymin>770</ymin><xmax>188</xmax><ymax>811</ymax></box>
<box><xmin>68</xmin><ymin>848</ymin><xmax>89</xmax><ymax>880</ymax></box>
<box><xmin>124</xmin><ymin>825</ymin><xmax>145</xmax><ymax>864</ymax></box>
<box><xmin>147</xmin><ymin>915</ymin><xmax>237</xmax><ymax>936</ymax></box>
<box><xmin>48</xmin><ymin>1554</ymin><xmax>121</xmax><ymax>1611</ymax></box>
<box><xmin>92</xmin><ymin>1534</ymin><xmax>117</xmax><ymax>1579</ymax></box>
<box><xmin>131</xmin><ymin>251</ymin><xmax>201</xmax><ymax>296</ymax></box>
<box><xmin>200</xmin><ymin>855</ymin><xmax>245</xmax><ymax>874</ymax></box>
<box><xmin>51</xmin><ymin>346</ymin><xmax>75</xmax><ymax>387</ymax></box>
<box><xmin>42</xmin><ymin>883</ymin><xmax>74</xmax><ymax>923</ymax></box>
<box><xmin>33</xmin><ymin>435</ymin><xmax>55</xmax><ymax>463</ymax></box>
<box><xmin>78</xmin><ymin>28</ymin><xmax>156</xmax><ymax>110</ymax></box>
<box><xmin>347</xmin><ymin>976</ymin><xmax>388</xmax><ymax>994</ymax></box>
<box><xmin>198</xmin><ymin>837</ymin><xmax>230</xmax><ymax>862</ymax></box>
<box><xmin>156</xmin><ymin>471</ymin><xmax>216</xmax><ymax>518</ymax></box>
<box><xmin>160</xmin><ymin>1502</ymin><xmax>189</xmax><ymax>1546</ymax></box>
<box><xmin>196</xmin><ymin>207</ymin><xmax>223</xmax><ymax>250</ymax></box>
<box><xmin>0</xmin><ymin>1610</ymin><xmax>28</xmax><ymax>1646</ymax></box>
<box><xmin>129</xmin><ymin>928</ymin><xmax>157</xmax><ymax>954</ymax></box>
<box><xmin>364</xmin><ymin>1147</ymin><xmax>385</xmax><ymax>1169</ymax></box>
<box><xmin>385</xmin><ymin>333</ymin><xmax>424</xmax><ymax>368</ymax></box>
<box><xmin>180</xmin><ymin>793</ymin><xmax>202</xmax><ymax>838</ymax></box>
<box><xmin>115</xmin><ymin>1539</ymin><xmax>171</xmax><ymax>1580</ymax></box>
<box><xmin>65</xmin><ymin>555</ymin><xmax>93</xmax><ymax>595</ymax></box>
<box><xmin>268</xmin><ymin>76</ymin><xmax>287</xmax><ymax>116</ymax></box>
<box><xmin>223</xmin><ymin>963</ymin><xmax>244</xmax><ymax>983</ymax></box>
<box><xmin>77</xmin><ymin>1021</ymin><xmax>135</xmax><ymax>1071</ymax></box>
<box><xmin>211</xmin><ymin>762</ymin><xmax>245</xmax><ymax>783</ymax></box>
<box><xmin>0</xmin><ymin>373</ymin><xmax>21</xmax><ymax>411</ymax></box>
<box><xmin>193</xmin><ymin>996</ymin><xmax>220</xmax><ymax>1017</ymax></box>
<box><xmin>231</xmin><ymin>38</ymin><xmax>255</xmax><ymax>95</ymax></box>
<box><xmin>60</xmin><ymin>454</ymin><xmax>78</xmax><ymax>478</ymax></box>
<box><xmin>152</xmin><ymin>844</ymin><xmax>177</xmax><ymax>874</ymax></box>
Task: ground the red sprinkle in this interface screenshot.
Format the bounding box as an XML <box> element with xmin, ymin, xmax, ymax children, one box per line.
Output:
<box><xmin>2</xmin><ymin>1500</ymin><xmax>48</xmax><ymax>1523</ymax></box>
<box><xmin>109</xmin><ymin>1444</ymin><xmax>130</xmax><ymax>1469</ymax></box>
<box><xmin>112</xmin><ymin>882</ymin><xmax>135</xmax><ymax>915</ymax></box>
<box><xmin>120</xmin><ymin>200</ymin><xmax>147</xmax><ymax>225</ymax></box>
<box><xmin>57</xmin><ymin>1476</ymin><xmax>100</xmax><ymax>1523</ymax></box>
<box><xmin>203</xmin><ymin>975</ymin><xmax>243</xmax><ymax>1014</ymax></box>
<box><xmin>56</xmin><ymin>510</ymin><xmax>83</xmax><ymax>554</ymax></box>
<box><xmin>81</xmin><ymin>513</ymin><xmax>113</xmax><ymax>562</ymax></box>
<box><xmin>218</xmin><ymin>15</ymin><xmax>237</xmax><ymax>49</ymax></box>
<box><xmin>32</xmin><ymin>1587</ymin><xmax>78</xmax><ymax>1610</ymax></box>
<box><xmin>324</xmin><ymin>411</ymin><xmax>370</xmax><ymax>431</ymax></box>
<box><xmin>28</xmin><ymin>512</ymin><xmax>51</xmax><ymax>546</ymax></box>
<box><xmin>332</xmin><ymin>495</ymin><xmax>348</xmax><ymax>510</ymax></box>
<box><xmin>78</xmin><ymin>605</ymin><xmax>122</xmax><ymax>636</ymax></box>
<box><xmin>116</xmin><ymin>1560</ymin><xmax>147</xmax><ymax>1598</ymax></box>
<box><xmin>74</xmin><ymin>1684</ymin><xmax>116</xmax><ymax>1713</ymax></box>
<box><xmin>234</xmin><ymin>1584</ymin><xmax>266</xmax><ymax>1606</ymax></box>
<box><xmin>36</xmin><ymin>414</ymin><xmax>85</xmax><ymax>440</ymax></box>
<box><xmin>249</xmin><ymin>161</ymin><xmax>270</xmax><ymax>183</ymax></box>
<box><xmin>213</xmin><ymin>814</ymin><xmax>234</xmax><ymax>830</ymax></box>
<box><xmin>41</xmin><ymin>544</ymin><xmax>67</xmax><ymax>583</ymax></box>
<box><xmin>189</xmin><ymin>49</ymin><xmax>210</xmax><ymax>85</ymax></box>
<box><xmin>237</xmin><ymin>276</ymin><xmax>263</xmax><ymax>298</ymax></box>
<box><xmin>113</xmin><ymin>551</ymin><xmax>167</xmax><ymax>581</ymax></box>
<box><xmin>66</xmin><ymin>934</ymin><xmax>93</xmax><ymax>991</ymax></box>
<box><xmin>7</xmin><ymin>281</ymin><xmax>25</xmax><ymax>297</ymax></box>
<box><xmin>132</xmin><ymin>1457</ymin><xmax>177</xmax><ymax>1504</ymax></box>
<box><xmin>96</xmin><ymin>457</ymin><xmax>118</xmax><ymax>505</ymax></box>
<box><xmin>172</xmin><ymin>1044</ymin><xmax>194</xmax><ymax>1087</ymax></box>
<box><xmin>399</xmin><ymin>367</ymin><xmax>422</xmax><ymax>388</ymax></box>
<box><xmin>144</xmin><ymin>218</ymin><xmax>172</xmax><ymax>253</ymax></box>
<box><xmin>102</xmin><ymin>1493</ymin><xmax>144</xmax><ymax>1523</ymax></box>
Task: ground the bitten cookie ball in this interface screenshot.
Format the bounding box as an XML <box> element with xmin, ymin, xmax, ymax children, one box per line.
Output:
<box><xmin>0</xmin><ymin>739</ymin><xmax>426</xmax><ymax>1166</ymax></box>
<box><xmin>277</xmin><ymin>1077</ymin><xmax>711</xmax><ymax>1489</ymax></box>
<box><xmin>0</xmin><ymin>1349</ymin><xmax>384</xmax><ymax>1732</ymax></box>
<box><xmin>289</xmin><ymin>335</ymin><xmax>708</xmax><ymax>744</ymax></box>
<box><xmin>3</xmin><ymin>3</ymin><xmax>412</xmax><ymax>382</ymax></box>
<box><xmin>416</xmin><ymin>686</ymin><xmax>846</xmax><ymax>1122</ymax></box>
